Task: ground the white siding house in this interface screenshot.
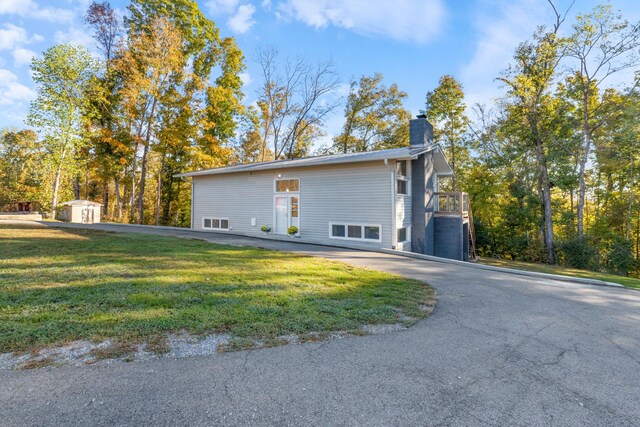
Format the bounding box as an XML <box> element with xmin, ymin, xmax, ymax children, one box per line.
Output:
<box><xmin>177</xmin><ymin>116</ymin><xmax>473</xmax><ymax>260</ymax></box>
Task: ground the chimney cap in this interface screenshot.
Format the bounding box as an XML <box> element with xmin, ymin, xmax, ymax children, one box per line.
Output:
<box><xmin>416</xmin><ymin>113</ymin><xmax>427</xmax><ymax>119</ymax></box>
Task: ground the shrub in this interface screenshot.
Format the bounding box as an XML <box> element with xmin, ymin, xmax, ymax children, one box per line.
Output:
<box><xmin>602</xmin><ymin>236</ymin><xmax>636</xmax><ymax>276</ymax></box>
<box><xmin>287</xmin><ymin>226</ymin><xmax>298</xmax><ymax>236</ymax></box>
<box><xmin>558</xmin><ymin>237</ymin><xmax>599</xmax><ymax>270</ymax></box>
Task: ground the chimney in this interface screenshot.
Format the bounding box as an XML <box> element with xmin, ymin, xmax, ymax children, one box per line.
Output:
<box><xmin>410</xmin><ymin>114</ymin><xmax>434</xmax><ymax>147</ymax></box>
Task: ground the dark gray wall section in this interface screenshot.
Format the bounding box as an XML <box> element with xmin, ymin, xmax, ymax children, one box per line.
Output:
<box><xmin>434</xmin><ymin>216</ymin><xmax>464</xmax><ymax>260</ymax></box>
<box><xmin>411</xmin><ymin>152</ymin><xmax>436</xmax><ymax>255</ymax></box>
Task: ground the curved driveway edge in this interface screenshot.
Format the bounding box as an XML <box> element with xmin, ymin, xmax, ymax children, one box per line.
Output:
<box><xmin>1</xmin><ymin>221</ymin><xmax>639</xmax><ymax>426</ymax></box>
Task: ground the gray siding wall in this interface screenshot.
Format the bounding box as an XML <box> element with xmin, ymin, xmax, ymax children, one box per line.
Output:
<box><xmin>411</xmin><ymin>151</ymin><xmax>436</xmax><ymax>254</ymax></box>
<box><xmin>434</xmin><ymin>216</ymin><xmax>464</xmax><ymax>260</ymax></box>
<box><xmin>192</xmin><ymin>161</ymin><xmax>394</xmax><ymax>249</ymax></box>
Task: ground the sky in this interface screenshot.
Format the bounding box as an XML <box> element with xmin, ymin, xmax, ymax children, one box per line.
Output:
<box><xmin>1</xmin><ymin>0</ymin><xmax>638</xmax><ymax>146</ymax></box>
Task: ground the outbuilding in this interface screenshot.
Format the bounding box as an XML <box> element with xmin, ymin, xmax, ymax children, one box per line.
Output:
<box><xmin>59</xmin><ymin>200</ymin><xmax>102</xmax><ymax>224</ymax></box>
<box><xmin>177</xmin><ymin>116</ymin><xmax>476</xmax><ymax>261</ymax></box>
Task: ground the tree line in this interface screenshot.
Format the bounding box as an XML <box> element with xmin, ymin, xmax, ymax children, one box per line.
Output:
<box><xmin>1</xmin><ymin>0</ymin><xmax>639</xmax><ymax>276</ymax></box>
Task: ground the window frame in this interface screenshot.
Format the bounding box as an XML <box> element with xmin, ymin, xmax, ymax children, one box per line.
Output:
<box><xmin>396</xmin><ymin>160</ymin><xmax>411</xmax><ymax>196</ymax></box>
<box><xmin>328</xmin><ymin>222</ymin><xmax>382</xmax><ymax>243</ymax></box>
<box><xmin>274</xmin><ymin>178</ymin><xmax>300</xmax><ymax>193</ymax></box>
<box><xmin>397</xmin><ymin>226</ymin><xmax>411</xmax><ymax>244</ymax></box>
<box><xmin>202</xmin><ymin>216</ymin><xmax>230</xmax><ymax>231</ymax></box>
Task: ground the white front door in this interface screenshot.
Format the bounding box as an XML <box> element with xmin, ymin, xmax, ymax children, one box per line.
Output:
<box><xmin>274</xmin><ymin>195</ymin><xmax>299</xmax><ymax>234</ymax></box>
<box><xmin>275</xmin><ymin>196</ymin><xmax>288</xmax><ymax>234</ymax></box>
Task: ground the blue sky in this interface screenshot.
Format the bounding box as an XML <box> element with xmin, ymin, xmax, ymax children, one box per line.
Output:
<box><xmin>1</xmin><ymin>0</ymin><xmax>638</xmax><ymax>145</ymax></box>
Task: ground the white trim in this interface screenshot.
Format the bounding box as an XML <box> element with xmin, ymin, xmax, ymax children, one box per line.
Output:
<box><xmin>391</xmin><ymin>169</ymin><xmax>397</xmax><ymax>248</ymax></box>
<box><xmin>190</xmin><ymin>181</ymin><xmax>194</xmax><ymax>230</ymax></box>
<box><xmin>202</xmin><ymin>216</ymin><xmax>230</xmax><ymax>231</ymax></box>
<box><xmin>397</xmin><ymin>225</ymin><xmax>411</xmax><ymax>244</ymax></box>
<box><xmin>328</xmin><ymin>222</ymin><xmax>383</xmax><ymax>243</ymax></box>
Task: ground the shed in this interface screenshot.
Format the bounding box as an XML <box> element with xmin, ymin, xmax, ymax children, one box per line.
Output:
<box><xmin>59</xmin><ymin>200</ymin><xmax>102</xmax><ymax>224</ymax></box>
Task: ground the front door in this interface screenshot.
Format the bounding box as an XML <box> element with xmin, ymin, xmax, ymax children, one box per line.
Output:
<box><xmin>274</xmin><ymin>195</ymin><xmax>299</xmax><ymax>234</ymax></box>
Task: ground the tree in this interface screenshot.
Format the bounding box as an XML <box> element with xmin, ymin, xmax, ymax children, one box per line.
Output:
<box><xmin>333</xmin><ymin>73</ymin><xmax>411</xmax><ymax>153</ymax></box>
<box><xmin>495</xmin><ymin>3</ymin><xmax>571</xmax><ymax>264</ymax></box>
<box><xmin>27</xmin><ymin>44</ymin><xmax>99</xmax><ymax>218</ymax></box>
<box><xmin>113</xmin><ymin>17</ymin><xmax>185</xmax><ymax>224</ymax></box>
<box><xmin>565</xmin><ymin>4</ymin><xmax>640</xmax><ymax>238</ymax></box>
<box><xmin>423</xmin><ymin>75</ymin><xmax>470</xmax><ymax>190</ymax></box>
<box><xmin>256</xmin><ymin>47</ymin><xmax>341</xmax><ymax>159</ymax></box>
<box><xmin>0</xmin><ymin>129</ymin><xmax>42</xmax><ymax>208</ymax></box>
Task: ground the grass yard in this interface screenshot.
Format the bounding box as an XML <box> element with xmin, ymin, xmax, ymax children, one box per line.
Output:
<box><xmin>478</xmin><ymin>257</ymin><xmax>640</xmax><ymax>290</ymax></box>
<box><xmin>0</xmin><ymin>224</ymin><xmax>434</xmax><ymax>354</ymax></box>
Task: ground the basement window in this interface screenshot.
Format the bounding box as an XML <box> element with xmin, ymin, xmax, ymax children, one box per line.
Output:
<box><xmin>203</xmin><ymin>217</ymin><xmax>229</xmax><ymax>231</ymax></box>
<box><xmin>330</xmin><ymin>222</ymin><xmax>382</xmax><ymax>242</ymax></box>
<box><xmin>397</xmin><ymin>227</ymin><xmax>410</xmax><ymax>243</ymax></box>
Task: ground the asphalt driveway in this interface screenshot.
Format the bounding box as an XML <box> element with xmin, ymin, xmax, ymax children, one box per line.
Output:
<box><xmin>1</xmin><ymin>222</ymin><xmax>639</xmax><ymax>426</ymax></box>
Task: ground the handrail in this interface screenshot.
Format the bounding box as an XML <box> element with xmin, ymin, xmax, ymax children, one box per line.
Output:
<box><xmin>434</xmin><ymin>192</ymin><xmax>469</xmax><ymax>215</ymax></box>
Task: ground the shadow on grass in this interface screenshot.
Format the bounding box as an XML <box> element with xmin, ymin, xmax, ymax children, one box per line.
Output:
<box><xmin>0</xmin><ymin>225</ymin><xmax>433</xmax><ymax>353</ymax></box>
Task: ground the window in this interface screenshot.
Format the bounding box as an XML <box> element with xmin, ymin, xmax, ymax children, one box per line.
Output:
<box><xmin>332</xmin><ymin>224</ymin><xmax>345</xmax><ymax>237</ymax></box>
<box><xmin>275</xmin><ymin>179</ymin><xmax>299</xmax><ymax>192</ymax></box>
<box><xmin>347</xmin><ymin>225</ymin><xmax>362</xmax><ymax>239</ymax></box>
<box><xmin>397</xmin><ymin>227</ymin><xmax>408</xmax><ymax>243</ymax></box>
<box><xmin>396</xmin><ymin>160</ymin><xmax>409</xmax><ymax>195</ymax></box>
<box><xmin>397</xmin><ymin>180</ymin><xmax>408</xmax><ymax>195</ymax></box>
<box><xmin>203</xmin><ymin>217</ymin><xmax>229</xmax><ymax>231</ymax></box>
<box><xmin>396</xmin><ymin>160</ymin><xmax>407</xmax><ymax>177</ymax></box>
<box><xmin>291</xmin><ymin>197</ymin><xmax>299</xmax><ymax>218</ymax></box>
<box><xmin>330</xmin><ymin>223</ymin><xmax>381</xmax><ymax>242</ymax></box>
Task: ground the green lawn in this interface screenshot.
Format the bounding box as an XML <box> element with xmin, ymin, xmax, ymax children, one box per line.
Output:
<box><xmin>478</xmin><ymin>257</ymin><xmax>640</xmax><ymax>290</ymax></box>
<box><xmin>0</xmin><ymin>224</ymin><xmax>434</xmax><ymax>353</ymax></box>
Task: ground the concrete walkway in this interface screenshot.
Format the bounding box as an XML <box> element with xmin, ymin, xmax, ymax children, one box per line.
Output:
<box><xmin>1</xmin><ymin>222</ymin><xmax>639</xmax><ymax>426</ymax></box>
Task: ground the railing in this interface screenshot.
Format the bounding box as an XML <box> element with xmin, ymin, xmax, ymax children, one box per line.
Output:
<box><xmin>434</xmin><ymin>192</ymin><xmax>469</xmax><ymax>217</ymax></box>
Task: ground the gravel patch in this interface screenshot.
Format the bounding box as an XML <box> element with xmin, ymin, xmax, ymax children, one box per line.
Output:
<box><xmin>0</xmin><ymin>318</ymin><xmax>427</xmax><ymax>370</ymax></box>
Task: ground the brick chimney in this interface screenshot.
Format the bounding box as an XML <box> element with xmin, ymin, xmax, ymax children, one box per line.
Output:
<box><xmin>410</xmin><ymin>114</ymin><xmax>434</xmax><ymax>147</ymax></box>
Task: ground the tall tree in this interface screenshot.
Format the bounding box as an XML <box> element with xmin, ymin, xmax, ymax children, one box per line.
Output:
<box><xmin>27</xmin><ymin>44</ymin><xmax>99</xmax><ymax>218</ymax></box>
<box><xmin>423</xmin><ymin>75</ymin><xmax>470</xmax><ymax>190</ymax></box>
<box><xmin>113</xmin><ymin>16</ymin><xmax>184</xmax><ymax>224</ymax></box>
<box><xmin>496</xmin><ymin>3</ymin><xmax>570</xmax><ymax>264</ymax></box>
<box><xmin>333</xmin><ymin>73</ymin><xmax>411</xmax><ymax>153</ymax></box>
<box><xmin>565</xmin><ymin>4</ymin><xmax>640</xmax><ymax>238</ymax></box>
<box><xmin>256</xmin><ymin>47</ymin><xmax>340</xmax><ymax>159</ymax></box>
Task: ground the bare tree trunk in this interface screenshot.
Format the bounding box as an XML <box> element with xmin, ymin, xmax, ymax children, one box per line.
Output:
<box><xmin>74</xmin><ymin>175</ymin><xmax>80</xmax><ymax>199</ymax></box>
<box><xmin>137</xmin><ymin>99</ymin><xmax>158</xmax><ymax>224</ymax></box>
<box><xmin>577</xmin><ymin>131</ymin><xmax>591</xmax><ymax>239</ymax></box>
<box><xmin>102</xmin><ymin>180</ymin><xmax>109</xmax><ymax>219</ymax></box>
<box><xmin>155</xmin><ymin>152</ymin><xmax>166</xmax><ymax>226</ymax></box>
<box><xmin>536</xmin><ymin>139</ymin><xmax>555</xmax><ymax>264</ymax></box>
<box><xmin>51</xmin><ymin>165</ymin><xmax>64</xmax><ymax>220</ymax></box>
<box><xmin>114</xmin><ymin>177</ymin><xmax>122</xmax><ymax>221</ymax></box>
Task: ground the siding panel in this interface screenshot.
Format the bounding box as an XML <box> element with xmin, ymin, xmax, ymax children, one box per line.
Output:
<box><xmin>192</xmin><ymin>161</ymin><xmax>394</xmax><ymax>249</ymax></box>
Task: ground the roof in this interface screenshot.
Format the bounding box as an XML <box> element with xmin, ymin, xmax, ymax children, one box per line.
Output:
<box><xmin>60</xmin><ymin>200</ymin><xmax>103</xmax><ymax>207</ymax></box>
<box><xmin>176</xmin><ymin>145</ymin><xmax>452</xmax><ymax>178</ymax></box>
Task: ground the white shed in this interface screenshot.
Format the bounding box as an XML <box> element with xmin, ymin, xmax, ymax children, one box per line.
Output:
<box><xmin>59</xmin><ymin>200</ymin><xmax>102</xmax><ymax>224</ymax></box>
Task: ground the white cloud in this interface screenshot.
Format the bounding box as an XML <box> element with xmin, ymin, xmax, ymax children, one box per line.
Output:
<box><xmin>459</xmin><ymin>0</ymin><xmax>551</xmax><ymax>108</ymax></box>
<box><xmin>0</xmin><ymin>0</ymin><xmax>74</xmax><ymax>22</ymax></box>
<box><xmin>239</xmin><ymin>71</ymin><xmax>253</xmax><ymax>86</ymax></box>
<box><xmin>54</xmin><ymin>27</ymin><xmax>94</xmax><ymax>47</ymax></box>
<box><xmin>261</xmin><ymin>0</ymin><xmax>272</xmax><ymax>9</ymax></box>
<box><xmin>228</xmin><ymin>4</ymin><xmax>256</xmax><ymax>34</ymax></box>
<box><xmin>0</xmin><ymin>24</ymin><xmax>29</xmax><ymax>51</ymax></box>
<box><xmin>0</xmin><ymin>68</ymin><xmax>36</xmax><ymax>106</ymax></box>
<box><xmin>13</xmin><ymin>48</ymin><xmax>37</xmax><ymax>67</ymax></box>
<box><xmin>277</xmin><ymin>0</ymin><xmax>446</xmax><ymax>44</ymax></box>
<box><xmin>206</xmin><ymin>0</ymin><xmax>240</xmax><ymax>15</ymax></box>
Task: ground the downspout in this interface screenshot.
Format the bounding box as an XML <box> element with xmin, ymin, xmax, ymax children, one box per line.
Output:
<box><xmin>388</xmin><ymin>159</ymin><xmax>397</xmax><ymax>250</ymax></box>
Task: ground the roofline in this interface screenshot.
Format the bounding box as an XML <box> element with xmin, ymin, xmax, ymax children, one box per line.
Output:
<box><xmin>175</xmin><ymin>146</ymin><xmax>435</xmax><ymax>178</ymax></box>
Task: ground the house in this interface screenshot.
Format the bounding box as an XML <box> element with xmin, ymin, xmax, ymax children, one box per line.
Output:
<box><xmin>59</xmin><ymin>200</ymin><xmax>102</xmax><ymax>224</ymax></box>
<box><xmin>176</xmin><ymin>116</ymin><xmax>475</xmax><ymax>261</ymax></box>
